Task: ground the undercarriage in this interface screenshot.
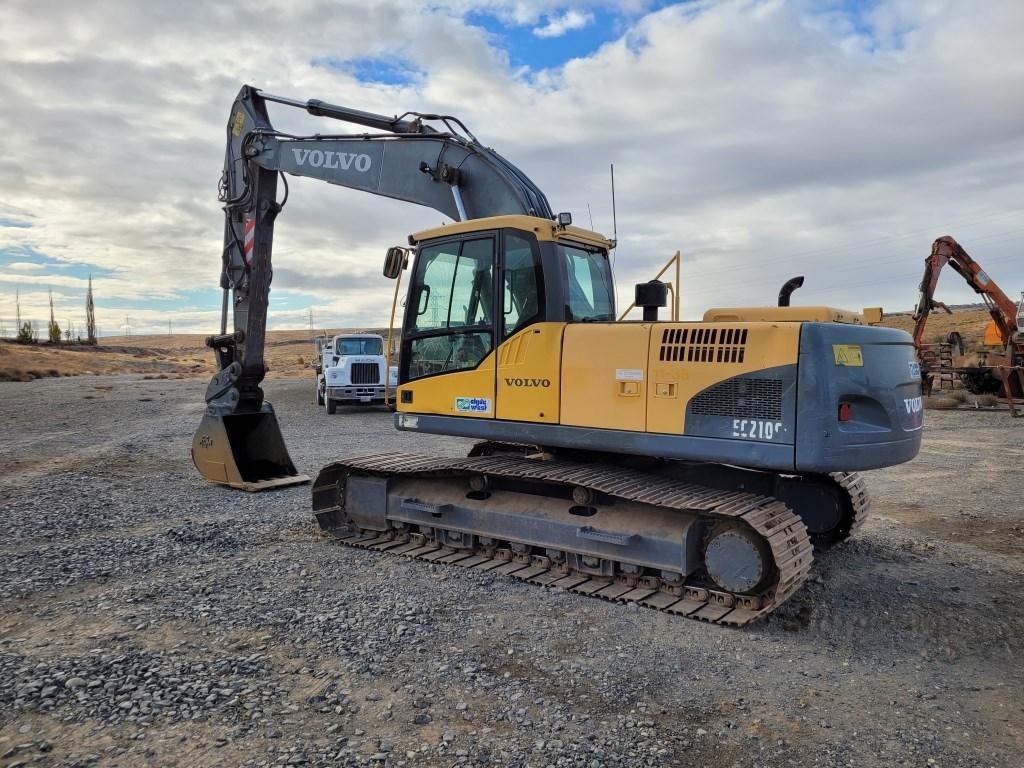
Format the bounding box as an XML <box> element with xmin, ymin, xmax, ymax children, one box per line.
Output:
<box><xmin>311</xmin><ymin>445</ymin><xmax>869</xmax><ymax>626</ymax></box>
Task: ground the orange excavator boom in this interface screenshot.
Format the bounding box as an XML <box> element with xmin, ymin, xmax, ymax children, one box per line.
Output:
<box><xmin>911</xmin><ymin>235</ymin><xmax>1019</xmax><ymax>351</ymax></box>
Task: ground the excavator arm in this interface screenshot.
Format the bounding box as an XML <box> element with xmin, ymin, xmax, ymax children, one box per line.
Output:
<box><xmin>193</xmin><ymin>85</ymin><xmax>553</xmax><ymax>490</ymax></box>
<box><xmin>911</xmin><ymin>235</ymin><xmax>1020</xmax><ymax>350</ymax></box>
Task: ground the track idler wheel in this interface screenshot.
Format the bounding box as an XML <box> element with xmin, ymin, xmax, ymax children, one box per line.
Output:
<box><xmin>703</xmin><ymin>523</ymin><xmax>773</xmax><ymax>595</ymax></box>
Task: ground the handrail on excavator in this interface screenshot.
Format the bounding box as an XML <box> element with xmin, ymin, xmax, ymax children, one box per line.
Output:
<box><xmin>617</xmin><ymin>251</ymin><xmax>682</xmax><ymax>322</ymax></box>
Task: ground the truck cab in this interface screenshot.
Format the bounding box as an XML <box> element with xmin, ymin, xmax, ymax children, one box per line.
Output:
<box><xmin>317</xmin><ymin>333</ymin><xmax>396</xmax><ymax>414</ymax></box>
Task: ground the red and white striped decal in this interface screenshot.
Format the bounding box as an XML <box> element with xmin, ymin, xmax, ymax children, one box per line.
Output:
<box><xmin>243</xmin><ymin>217</ymin><xmax>255</xmax><ymax>265</ymax></box>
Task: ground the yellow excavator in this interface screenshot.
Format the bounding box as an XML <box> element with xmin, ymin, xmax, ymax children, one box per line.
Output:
<box><xmin>192</xmin><ymin>86</ymin><xmax>923</xmax><ymax>625</ymax></box>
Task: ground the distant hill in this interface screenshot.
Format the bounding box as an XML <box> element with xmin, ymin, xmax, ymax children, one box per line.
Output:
<box><xmin>0</xmin><ymin>328</ymin><xmax>395</xmax><ymax>382</ymax></box>
<box><xmin>880</xmin><ymin>307</ymin><xmax>994</xmax><ymax>347</ymax></box>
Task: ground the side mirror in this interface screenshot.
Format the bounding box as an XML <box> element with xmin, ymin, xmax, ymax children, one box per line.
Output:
<box><xmin>384</xmin><ymin>246</ymin><xmax>408</xmax><ymax>280</ymax></box>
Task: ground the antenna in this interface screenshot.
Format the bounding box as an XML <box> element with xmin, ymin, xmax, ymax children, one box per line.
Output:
<box><xmin>610</xmin><ymin>163</ymin><xmax>618</xmax><ymax>266</ymax></box>
<box><xmin>586</xmin><ymin>203</ymin><xmax>594</xmax><ymax>230</ymax></box>
<box><xmin>606</xmin><ymin>162</ymin><xmax>614</xmax><ymax>244</ymax></box>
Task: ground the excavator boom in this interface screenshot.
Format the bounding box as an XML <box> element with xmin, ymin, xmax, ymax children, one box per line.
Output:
<box><xmin>911</xmin><ymin>235</ymin><xmax>1023</xmax><ymax>397</ymax></box>
<box><xmin>912</xmin><ymin>235</ymin><xmax>1020</xmax><ymax>349</ymax></box>
<box><xmin>192</xmin><ymin>85</ymin><xmax>553</xmax><ymax>490</ymax></box>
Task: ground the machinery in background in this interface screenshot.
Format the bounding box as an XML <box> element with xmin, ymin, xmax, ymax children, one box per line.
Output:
<box><xmin>315</xmin><ymin>332</ymin><xmax>396</xmax><ymax>413</ymax></box>
<box><xmin>912</xmin><ymin>236</ymin><xmax>1023</xmax><ymax>404</ymax></box>
<box><xmin>192</xmin><ymin>85</ymin><xmax>923</xmax><ymax>624</ymax></box>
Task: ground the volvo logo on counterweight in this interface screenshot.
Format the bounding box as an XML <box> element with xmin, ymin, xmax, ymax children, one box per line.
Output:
<box><xmin>291</xmin><ymin>148</ymin><xmax>372</xmax><ymax>172</ymax></box>
<box><xmin>504</xmin><ymin>378</ymin><xmax>551</xmax><ymax>388</ymax></box>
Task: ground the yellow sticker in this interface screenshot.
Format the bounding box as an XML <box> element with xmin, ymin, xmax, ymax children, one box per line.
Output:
<box><xmin>231</xmin><ymin>110</ymin><xmax>246</xmax><ymax>137</ymax></box>
<box><xmin>832</xmin><ymin>344</ymin><xmax>863</xmax><ymax>366</ymax></box>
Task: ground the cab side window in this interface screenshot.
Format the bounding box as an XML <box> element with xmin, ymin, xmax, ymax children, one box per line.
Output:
<box><xmin>502</xmin><ymin>233</ymin><xmax>543</xmax><ymax>338</ymax></box>
<box><xmin>560</xmin><ymin>243</ymin><xmax>615</xmax><ymax>321</ymax></box>
<box><xmin>406</xmin><ymin>237</ymin><xmax>494</xmax><ymax>380</ymax></box>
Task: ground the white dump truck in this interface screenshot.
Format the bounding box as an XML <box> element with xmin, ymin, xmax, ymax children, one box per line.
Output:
<box><xmin>315</xmin><ymin>333</ymin><xmax>397</xmax><ymax>413</ymax></box>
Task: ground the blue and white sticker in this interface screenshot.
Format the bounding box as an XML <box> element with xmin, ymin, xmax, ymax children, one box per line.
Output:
<box><xmin>909</xmin><ymin>361</ymin><xmax>921</xmax><ymax>379</ymax></box>
<box><xmin>455</xmin><ymin>397</ymin><xmax>492</xmax><ymax>414</ymax></box>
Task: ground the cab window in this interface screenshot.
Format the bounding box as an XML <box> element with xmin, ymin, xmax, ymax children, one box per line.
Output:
<box><xmin>337</xmin><ymin>338</ymin><xmax>383</xmax><ymax>356</ymax></box>
<box><xmin>560</xmin><ymin>243</ymin><xmax>614</xmax><ymax>321</ymax></box>
<box><xmin>406</xmin><ymin>237</ymin><xmax>494</xmax><ymax>380</ymax></box>
<box><xmin>410</xmin><ymin>238</ymin><xmax>493</xmax><ymax>332</ymax></box>
<box><xmin>502</xmin><ymin>233</ymin><xmax>543</xmax><ymax>337</ymax></box>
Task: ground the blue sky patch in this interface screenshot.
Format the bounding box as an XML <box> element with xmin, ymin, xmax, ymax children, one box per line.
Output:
<box><xmin>466</xmin><ymin>2</ymin><xmax>682</xmax><ymax>72</ymax></box>
<box><xmin>0</xmin><ymin>246</ymin><xmax>116</xmax><ymax>281</ymax></box>
<box><xmin>313</xmin><ymin>55</ymin><xmax>424</xmax><ymax>86</ymax></box>
<box><xmin>0</xmin><ymin>217</ymin><xmax>32</xmax><ymax>229</ymax></box>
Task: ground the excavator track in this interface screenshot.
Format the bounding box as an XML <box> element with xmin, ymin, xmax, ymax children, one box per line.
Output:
<box><xmin>312</xmin><ymin>453</ymin><xmax>815</xmax><ymax>626</ymax></box>
<box><xmin>829</xmin><ymin>471</ymin><xmax>871</xmax><ymax>536</ymax></box>
<box><xmin>468</xmin><ymin>441</ymin><xmax>872</xmax><ymax>548</ymax></box>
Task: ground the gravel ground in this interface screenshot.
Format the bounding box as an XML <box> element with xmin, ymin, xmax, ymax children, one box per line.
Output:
<box><xmin>1</xmin><ymin>375</ymin><xmax>1022</xmax><ymax>767</ymax></box>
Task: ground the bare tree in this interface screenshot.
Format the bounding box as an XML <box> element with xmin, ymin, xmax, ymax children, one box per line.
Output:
<box><xmin>48</xmin><ymin>289</ymin><xmax>61</xmax><ymax>343</ymax></box>
<box><xmin>86</xmin><ymin>275</ymin><xmax>97</xmax><ymax>344</ymax></box>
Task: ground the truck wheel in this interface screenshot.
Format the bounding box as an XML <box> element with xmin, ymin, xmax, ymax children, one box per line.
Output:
<box><xmin>326</xmin><ymin>398</ymin><xmax>336</xmax><ymax>414</ymax></box>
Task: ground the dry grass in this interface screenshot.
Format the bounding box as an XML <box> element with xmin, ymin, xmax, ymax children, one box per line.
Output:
<box><xmin>879</xmin><ymin>307</ymin><xmax>992</xmax><ymax>347</ymax></box>
<box><xmin>924</xmin><ymin>396</ymin><xmax>961</xmax><ymax>410</ymax></box>
<box><xmin>0</xmin><ymin>327</ymin><xmax>388</xmax><ymax>382</ymax></box>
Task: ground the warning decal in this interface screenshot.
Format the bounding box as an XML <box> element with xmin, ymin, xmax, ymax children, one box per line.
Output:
<box><xmin>832</xmin><ymin>344</ymin><xmax>864</xmax><ymax>367</ymax></box>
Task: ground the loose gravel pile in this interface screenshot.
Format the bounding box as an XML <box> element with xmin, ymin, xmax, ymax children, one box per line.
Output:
<box><xmin>1</xmin><ymin>375</ymin><xmax>1021</xmax><ymax>767</ymax></box>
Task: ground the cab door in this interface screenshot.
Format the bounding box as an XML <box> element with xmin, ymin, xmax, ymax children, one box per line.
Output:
<box><xmin>398</xmin><ymin>234</ymin><xmax>498</xmax><ymax>418</ymax></box>
<box><xmin>495</xmin><ymin>229</ymin><xmax>561</xmax><ymax>423</ymax></box>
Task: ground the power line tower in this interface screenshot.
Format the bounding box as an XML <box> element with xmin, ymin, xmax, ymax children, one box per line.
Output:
<box><xmin>15</xmin><ymin>288</ymin><xmax>22</xmax><ymax>331</ymax></box>
<box><xmin>168</xmin><ymin>319</ymin><xmax>172</xmax><ymax>336</ymax></box>
<box><xmin>308</xmin><ymin>308</ymin><xmax>316</xmax><ymax>337</ymax></box>
<box><xmin>85</xmin><ymin>275</ymin><xmax>97</xmax><ymax>344</ymax></box>
<box><xmin>122</xmin><ymin>315</ymin><xmax>131</xmax><ymax>338</ymax></box>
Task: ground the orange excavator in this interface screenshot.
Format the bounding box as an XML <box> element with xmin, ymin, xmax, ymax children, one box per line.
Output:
<box><xmin>912</xmin><ymin>236</ymin><xmax>1023</xmax><ymax>397</ymax></box>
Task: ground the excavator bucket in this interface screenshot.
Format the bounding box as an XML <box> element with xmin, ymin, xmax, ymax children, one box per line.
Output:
<box><xmin>191</xmin><ymin>408</ymin><xmax>309</xmax><ymax>492</ymax></box>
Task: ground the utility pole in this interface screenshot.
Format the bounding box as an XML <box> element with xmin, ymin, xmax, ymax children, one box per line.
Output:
<box><xmin>168</xmin><ymin>319</ymin><xmax>172</xmax><ymax>336</ymax></box>
<box><xmin>15</xmin><ymin>288</ymin><xmax>22</xmax><ymax>331</ymax></box>
<box><xmin>308</xmin><ymin>308</ymin><xmax>315</xmax><ymax>336</ymax></box>
<box><xmin>86</xmin><ymin>275</ymin><xmax>97</xmax><ymax>344</ymax></box>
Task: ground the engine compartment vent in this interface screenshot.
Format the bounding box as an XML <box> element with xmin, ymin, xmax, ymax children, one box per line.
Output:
<box><xmin>659</xmin><ymin>327</ymin><xmax>748</xmax><ymax>364</ymax></box>
<box><xmin>691</xmin><ymin>377</ymin><xmax>782</xmax><ymax>419</ymax></box>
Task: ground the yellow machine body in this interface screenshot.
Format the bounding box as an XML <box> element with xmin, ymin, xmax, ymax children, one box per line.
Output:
<box><xmin>396</xmin><ymin>320</ymin><xmax>801</xmax><ymax>435</ymax></box>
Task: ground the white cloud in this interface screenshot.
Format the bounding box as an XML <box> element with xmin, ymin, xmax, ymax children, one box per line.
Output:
<box><xmin>6</xmin><ymin>262</ymin><xmax>44</xmax><ymax>271</ymax></box>
<box><xmin>0</xmin><ymin>0</ymin><xmax>1022</xmax><ymax>337</ymax></box>
<box><xmin>533</xmin><ymin>9</ymin><xmax>595</xmax><ymax>37</ymax></box>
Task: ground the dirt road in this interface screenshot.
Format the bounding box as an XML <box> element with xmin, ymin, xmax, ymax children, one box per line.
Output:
<box><xmin>1</xmin><ymin>376</ymin><xmax>1021</xmax><ymax>767</ymax></box>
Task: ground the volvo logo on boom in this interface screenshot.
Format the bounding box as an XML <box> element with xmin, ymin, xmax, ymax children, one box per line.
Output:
<box><xmin>504</xmin><ymin>377</ymin><xmax>551</xmax><ymax>388</ymax></box>
<box><xmin>291</xmin><ymin>148</ymin><xmax>372</xmax><ymax>172</ymax></box>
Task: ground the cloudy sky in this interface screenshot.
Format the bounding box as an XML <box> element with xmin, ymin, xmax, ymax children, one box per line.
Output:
<box><xmin>2</xmin><ymin>0</ymin><xmax>1022</xmax><ymax>336</ymax></box>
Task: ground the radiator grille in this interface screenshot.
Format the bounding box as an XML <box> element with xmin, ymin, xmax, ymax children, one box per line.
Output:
<box><xmin>659</xmin><ymin>327</ymin><xmax>747</xmax><ymax>364</ymax></box>
<box><xmin>690</xmin><ymin>378</ymin><xmax>782</xmax><ymax>419</ymax></box>
<box><xmin>351</xmin><ymin>362</ymin><xmax>380</xmax><ymax>385</ymax></box>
